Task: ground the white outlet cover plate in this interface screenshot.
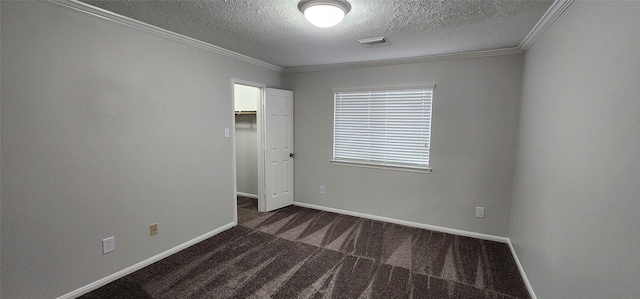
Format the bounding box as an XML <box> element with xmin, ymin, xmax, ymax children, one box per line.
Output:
<box><xmin>102</xmin><ymin>236</ymin><xmax>115</xmax><ymax>254</ymax></box>
<box><xmin>476</xmin><ymin>207</ymin><xmax>485</xmax><ymax>218</ymax></box>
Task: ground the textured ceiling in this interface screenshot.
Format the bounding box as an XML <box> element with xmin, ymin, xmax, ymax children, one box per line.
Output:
<box><xmin>83</xmin><ymin>0</ymin><xmax>553</xmax><ymax>68</ymax></box>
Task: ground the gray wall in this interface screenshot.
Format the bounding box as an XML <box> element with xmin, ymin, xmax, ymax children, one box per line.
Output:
<box><xmin>234</xmin><ymin>114</ymin><xmax>258</xmax><ymax>195</ymax></box>
<box><xmin>510</xmin><ymin>2</ymin><xmax>640</xmax><ymax>298</ymax></box>
<box><xmin>0</xmin><ymin>2</ymin><xmax>281</xmax><ymax>298</ymax></box>
<box><xmin>285</xmin><ymin>54</ymin><xmax>523</xmax><ymax>237</ymax></box>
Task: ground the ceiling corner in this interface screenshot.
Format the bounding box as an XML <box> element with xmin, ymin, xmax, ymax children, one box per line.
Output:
<box><xmin>519</xmin><ymin>0</ymin><xmax>575</xmax><ymax>52</ymax></box>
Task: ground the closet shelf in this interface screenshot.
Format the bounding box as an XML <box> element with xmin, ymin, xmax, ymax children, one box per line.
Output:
<box><xmin>235</xmin><ymin>111</ymin><xmax>257</xmax><ymax>115</ymax></box>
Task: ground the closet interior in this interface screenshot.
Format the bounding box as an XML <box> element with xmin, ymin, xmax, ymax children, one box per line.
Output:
<box><xmin>234</xmin><ymin>84</ymin><xmax>260</xmax><ymax>200</ymax></box>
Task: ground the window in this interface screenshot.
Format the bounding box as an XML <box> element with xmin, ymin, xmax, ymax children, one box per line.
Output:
<box><xmin>332</xmin><ymin>86</ymin><xmax>434</xmax><ymax>172</ymax></box>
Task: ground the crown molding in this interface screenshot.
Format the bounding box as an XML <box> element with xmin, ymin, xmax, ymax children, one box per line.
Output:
<box><xmin>42</xmin><ymin>0</ymin><xmax>573</xmax><ymax>75</ymax></box>
<box><xmin>285</xmin><ymin>0</ymin><xmax>574</xmax><ymax>74</ymax></box>
<box><xmin>519</xmin><ymin>0</ymin><xmax>574</xmax><ymax>52</ymax></box>
<box><xmin>42</xmin><ymin>0</ymin><xmax>284</xmax><ymax>73</ymax></box>
<box><xmin>283</xmin><ymin>47</ymin><xmax>522</xmax><ymax>73</ymax></box>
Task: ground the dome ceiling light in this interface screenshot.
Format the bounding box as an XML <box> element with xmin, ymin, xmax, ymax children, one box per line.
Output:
<box><xmin>298</xmin><ymin>0</ymin><xmax>351</xmax><ymax>28</ymax></box>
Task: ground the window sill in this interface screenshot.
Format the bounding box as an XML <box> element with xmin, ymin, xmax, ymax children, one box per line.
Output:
<box><xmin>330</xmin><ymin>160</ymin><xmax>432</xmax><ymax>174</ymax></box>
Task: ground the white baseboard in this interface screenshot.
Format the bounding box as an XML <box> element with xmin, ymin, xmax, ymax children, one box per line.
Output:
<box><xmin>507</xmin><ymin>240</ymin><xmax>537</xmax><ymax>299</ymax></box>
<box><xmin>237</xmin><ymin>192</ymin><xmax>258</xmax><ymax>199</ymax></box>
<box><xmin>292</xmin><ymin>202</ymin><xmax>537</xmax><ymax>297</ymax></box>
<box><xmin>56</xmin><ymin>206</ymin><xmax>535</xmax><ymax>299</ymax></box>
<box><xmin>56</xmin><ymin>222</ymin><xmax>236</xmax><ymax>299</ymax></box>
<box><xmin>293</xmin><ymin>202</ymin><xmax>509</xmax><ymax>243</ymax></box>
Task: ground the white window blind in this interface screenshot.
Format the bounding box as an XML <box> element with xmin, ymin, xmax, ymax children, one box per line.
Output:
<box><xmin>332</xmin><ymin>86</ymin><xmax>433</xmax><ymax>171</ymax></box>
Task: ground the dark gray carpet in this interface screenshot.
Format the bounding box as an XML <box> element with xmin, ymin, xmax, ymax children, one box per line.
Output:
<box><xmin>81</xmin><ymin>197</ymin><xmax>529</xmax><ymax>298</ymax></box>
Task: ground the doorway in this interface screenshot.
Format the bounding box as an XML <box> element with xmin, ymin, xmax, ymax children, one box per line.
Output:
<box><xmin>233</xmin><ymin>82</ymin><xmax>262</xmax><ymax>221</ymax></box>
<box><xmin>232</xmin><ymin>80</ymin><xmax>294</xmax><ymax>222</ymax></box>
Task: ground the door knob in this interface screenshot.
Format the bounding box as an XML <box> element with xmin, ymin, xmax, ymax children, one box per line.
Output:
<box><xmin>289</xmin><ymin>153</ymin><xmax>295</xmax><ymax>158</ymax></box>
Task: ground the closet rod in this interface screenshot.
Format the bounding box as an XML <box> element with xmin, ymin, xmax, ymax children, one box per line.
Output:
<box><xmin>235</xmin><ymin>111</ymin><xmax>257</xmax><ymax>115</ymax></box>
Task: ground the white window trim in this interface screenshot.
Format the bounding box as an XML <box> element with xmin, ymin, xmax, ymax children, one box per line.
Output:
<box><xmin>332</xmin><ymin>85</ymin><xmax>435</xmax><ymax>93</ymax></box>
<box><xmin>330</xmin><ymin>160</ymin><xmax>433</xmax><ymax>173</ymax></box>
<box><xmin>332</xmin><ymin>85</ymin><xmax>435</xmax><ymax>174</ymax></box>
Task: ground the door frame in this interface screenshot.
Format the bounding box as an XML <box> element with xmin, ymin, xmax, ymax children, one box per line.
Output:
<box><xmin>231</xmin><ymin>79</ymin><xmax>266</xmax><ymax>225</ymax></box>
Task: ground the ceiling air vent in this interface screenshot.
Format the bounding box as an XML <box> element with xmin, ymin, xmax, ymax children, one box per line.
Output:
<box><xmin>358</xmin><ymin>37</ymin><xmax>388</xmax><ymax>47</ymax></box>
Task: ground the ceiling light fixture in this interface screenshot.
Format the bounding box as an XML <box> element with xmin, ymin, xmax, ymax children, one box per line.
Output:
<box><xmin>298</xmin><ymin>0</ymin><xmax>351</xmax><ymax>28</ymax></box>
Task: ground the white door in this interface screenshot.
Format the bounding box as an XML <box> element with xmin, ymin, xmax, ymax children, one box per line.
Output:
<box><xmin>263</xmin><ymin>88</ymin><xmax>294</xmax><ymax>211</ymax></box>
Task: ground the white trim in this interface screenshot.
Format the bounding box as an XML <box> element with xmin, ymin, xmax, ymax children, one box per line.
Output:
<box><xmin>56</xmin><ymin>222</ymin><xmax>236</xmax><ymax>299</ymax></box>
<box><xmin>232</xmin><ymin>79</ymin><xmax>267</xmax><ymax>90</ymax></box>
<box><xmin>293</xmin><ymin>202</ymin><xmax>509</xmax><ymax>243</ymax></box>
<box><xmin>332</xmin><ymin>84</ymin><xmax>435</xmax><ymax>93</ymax></box>
<box><xmin>519</xmin><ymin>0</ymin><xmax>574</xmax><ymax>52</ymax></box>
<box><xmin>507</xmin><ymin>240</ymin><xmax>537</xmax><ymax>299</ymax></box>
<box><xmin>237</xmin><ymin>192</ymin><xmax>259</xmax><ymax>199</ymax></box>
<box><xmin>231</xmin><ymin>80</ymin><xmax>239</xmax><ymax>227</ymax></box>
<box><xmin>330</xmin><ymin>160</ymin><xmax>432</xmax><ymax>174</ymax></box>
<box><xmin>231</xmin><ymin>79</ymin><xmax>267</xmax><ymax>212</ymax></box>
<box><xmin>42</xmin><ymin>0</ymin><xmax>284</xmax><ymax>72</ymax></box>
<box><xmin>283</xmin><ymin>47</ymin><xmax>522</xmax><ymax>73</ymax></box>
<box><xmin>41</xmin><ymin>0</ymin><xmax>571</xmax><ymax>75</ymax></box>
<box><xmin>231</xmin><ymin>79</ymin><xmax>267</xmax><ymax>219</ymax></box>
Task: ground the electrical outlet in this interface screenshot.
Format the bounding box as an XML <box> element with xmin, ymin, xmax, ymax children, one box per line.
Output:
<box><xmin>150</xmin><ymin>223</ymin><xmax>158</xmax><ymax>236</ymax></box>
<box><xmin>102</xmin><ymin>236</ymin><xmax>115</xmax><ymax>254</ymax></box>
<box><xmin>320</xmin><ymin>186</ymin><xmax>326</xmax><ymax>194</ymax></box>
<box><xmin>476</xmin><ymin>207</ymin><xmax>485</xmax><ymax>218</ymax></box>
